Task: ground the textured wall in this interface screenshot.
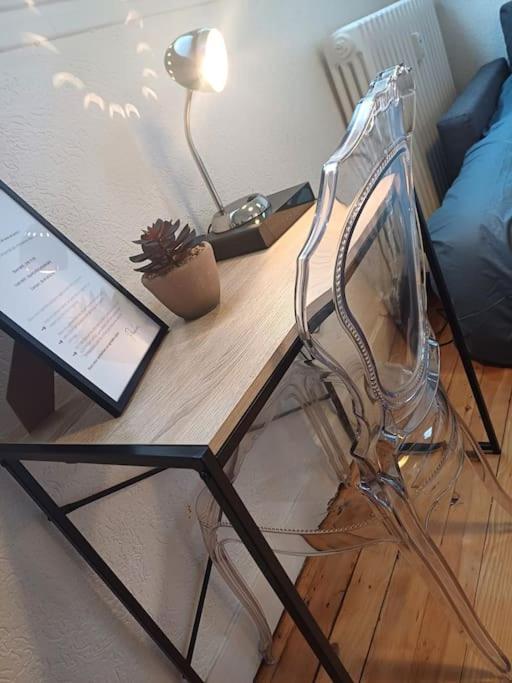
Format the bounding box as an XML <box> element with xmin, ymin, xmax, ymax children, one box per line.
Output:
<box><xmin>435</xmin><ymin>0</ymin><xmax>508</xmax><ymax>91</ymax></box>
<box><xmin>0</xmin><ymin>0</ymin><xmax>393</xmax><ymax>681</ymax></box>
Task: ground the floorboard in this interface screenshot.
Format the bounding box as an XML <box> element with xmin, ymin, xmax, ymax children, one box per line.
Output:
<box><xmin>255</xmin><ymin>308</ymin><xmax>512</xmax><ymax>683</ymax></box>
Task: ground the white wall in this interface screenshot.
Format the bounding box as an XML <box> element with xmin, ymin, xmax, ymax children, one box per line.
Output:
<box><xmin>435</xmin><ymin>0</ymin><xmax>508</xmax><ymax>91</ymax></box>
<box><xmin>0</xmin><ymin>0</ymin><xmax>392</xmax><ymax>681</ymax></box>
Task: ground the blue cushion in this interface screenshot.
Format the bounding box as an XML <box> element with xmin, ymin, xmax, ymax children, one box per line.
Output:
<box><xmin>437</xmin><ymin>58</ymin><xmax>509</xmax><ymax>185</ymax></box>
<box><xmin>428</xmin><ymin>74</ymin><xmax>512</xmax><ymax>365</ymax></box>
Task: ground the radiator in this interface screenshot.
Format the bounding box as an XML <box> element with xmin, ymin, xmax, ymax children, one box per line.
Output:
<box><xmin>324</xmin><ymin>0</ymin><xmax>455</xmax><ymax>217</ymax></box>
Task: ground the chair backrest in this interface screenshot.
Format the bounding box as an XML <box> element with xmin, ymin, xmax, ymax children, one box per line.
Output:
<box><xmin>295</xmin><ymin>65</ymin><xmax>439</xmax><ymax>444</ymax></box>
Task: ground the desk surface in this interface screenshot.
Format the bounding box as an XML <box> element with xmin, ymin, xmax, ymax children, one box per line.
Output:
<box><xmin>6</xmin><ymin>203</ymin><xmax>347</xmax><ymax>453</ymax></box>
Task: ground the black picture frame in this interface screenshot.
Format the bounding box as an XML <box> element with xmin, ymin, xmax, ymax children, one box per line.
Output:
<box><xmin>0</xmin><ymin>179</ymin><xmax>168</xmax><ymax>418</ymax></box>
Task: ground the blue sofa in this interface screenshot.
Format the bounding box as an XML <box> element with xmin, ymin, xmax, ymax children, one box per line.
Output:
<box><xmin>428</xmin><ymin>3</ymin><xmax>512</xmax><ymax>365</ymax></box>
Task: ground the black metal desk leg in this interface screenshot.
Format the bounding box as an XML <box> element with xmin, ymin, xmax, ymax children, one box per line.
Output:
<box><xmin>200</xmin><ymin>450</ymin><xmax>353</xmax><ymax>683</ymax></box>
<box><xmin>416</xmin><ymin>197</ymin><xmax>501</xmax><ymax>455</ymax></box>
<box><xmin>2</xmin><ymin>460</ymin><xmax>204</xmax><ymax>683</ymax></box>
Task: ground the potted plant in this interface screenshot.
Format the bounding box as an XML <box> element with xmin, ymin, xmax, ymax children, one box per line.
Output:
<box><xmin>130</xmin><ymin>218</ymin><xmax>220</xmax><ymax>320</ymax></box>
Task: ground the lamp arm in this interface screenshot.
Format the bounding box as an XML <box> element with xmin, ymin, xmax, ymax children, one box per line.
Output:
<box><xmin>184</xmin><ymin>90</ymin><xmax>225</xmax><ymax>215</ymax></box>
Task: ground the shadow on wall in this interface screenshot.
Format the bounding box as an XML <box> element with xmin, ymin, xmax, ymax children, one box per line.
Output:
<box><xmin>435</xmin><ymin>3</ymin><xmax>481</xmax><ymax>91</ymax></box>
<box><xmin>48</xmin><ymin>13</ymin><xmax>152</xmax><ymax>121</ymax></box>
<box><xmin>0</xmin><ymin>331</ymin><xmax>19</xmax><ymax>436</ymax></box>
<box><xmin>136</xmin><ymin>119</ymin><xmax>198</xmax><ymax>223</ymax></box>
<box><xmin>24</xmin><ymin>15</ymin><xmax>156</xmax><ymax>126</ymax></box>
<box><xmin>0</xmin><ymin>462</ymin><xmax>213</xmax><ymax>682</ymax></box>
<box><xmin>435</xmin><ymin>0</ymin><xmax>507</xmax><ymax>92</ymax></box>
<box><xmin>22</xmin><ymin>5</ymin><xmax>196</xmax><ymax>227</ymax></box>
<box><xmin>42</xmin><ymin>10</ymin><xmax>205</xmax><ymax>230</ymax></box>
<box><xmin>0</xmin><ymin>470</ymin><xmax>150</xmax><ymax>683</ymax></box>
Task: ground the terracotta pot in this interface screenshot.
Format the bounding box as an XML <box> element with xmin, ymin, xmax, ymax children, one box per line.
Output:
<box><xmin>142</xmin><ymin>241</ymin><xmax>220</xmax><ymax>320</ymax></box>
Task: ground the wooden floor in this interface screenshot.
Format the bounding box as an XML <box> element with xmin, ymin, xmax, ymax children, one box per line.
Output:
<box><xmin>255</xmin><ymin>310</ymin><xmax>512</xmax><ymax>683</ymax></box>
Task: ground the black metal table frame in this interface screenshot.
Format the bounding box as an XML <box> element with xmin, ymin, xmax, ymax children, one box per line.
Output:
<box><xmin>416</xmin><ymin>198</ymin><xmax>500</xmax><ymax>455</ymax></box>
<box><xmin>0</xmin><ymin>326</ymin><xmax>354</xmax><ymax>683</ymax></box>
<box><xmin>0</xmin><ymin>201</ymin><xmax>498</xmax><ymax>683</ymax></box>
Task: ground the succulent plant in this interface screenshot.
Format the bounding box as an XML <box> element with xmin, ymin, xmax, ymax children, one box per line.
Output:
<box><xmin>130</xmin><ymin>218</ymin><xmax>200</xmax><ymax>275</ymax></box>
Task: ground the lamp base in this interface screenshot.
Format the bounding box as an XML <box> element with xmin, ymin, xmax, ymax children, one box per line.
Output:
<box><xmin>206</xmin><ymin>182</ymin><xmax>315</xmax><ymax>261</ymax></box>
<box><xmin>210</xmin><ymin>193</ymin><xmax>271</xmax><ymax>233</ymax></box>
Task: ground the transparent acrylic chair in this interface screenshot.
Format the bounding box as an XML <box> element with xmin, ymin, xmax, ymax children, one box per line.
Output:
<box><xmin>197</xmin><ymin>65</ymin><xmax>512</xmax><ymax>679</ymax></box>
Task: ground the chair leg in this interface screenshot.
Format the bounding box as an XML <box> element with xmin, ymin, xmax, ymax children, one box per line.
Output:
<box><xmin>198</xmin><ymin>509</ymin><xmax>275</xmax><ymax>665</ymax></box>
<box><xmin>212</xmin><ymin>539</ymin><xmax>275</xmax><ymax>663</ymax></box>
<box><xmin>455</xmin><ymin>410</ymin><xmax>512</xmax><ymax>517</ymax></box>
<box><xmin>359</xmin><ymin>471</ymin><xmax>512</xmax><ymax>679</ymax></box>
<box><xmin>302</xmin><ymin>391</ymin><xmax>351</xmax><ymax>482</ymax></box>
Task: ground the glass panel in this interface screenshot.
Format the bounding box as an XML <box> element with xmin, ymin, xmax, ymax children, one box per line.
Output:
<box><xmin>342</xmin><ymin>152</ymin><xmax>423</xmax><ymax>394</ymax></box>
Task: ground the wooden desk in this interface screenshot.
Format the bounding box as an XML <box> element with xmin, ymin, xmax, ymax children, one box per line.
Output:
<box><xmin>0</xmin><ymin>201</ymin><xmax>354</xmax><ymax>683</ymax></box>
<box><xmin>6</xmin><ymin>202</ymin><xmax>347</xmax><ymax>454</ymax></box>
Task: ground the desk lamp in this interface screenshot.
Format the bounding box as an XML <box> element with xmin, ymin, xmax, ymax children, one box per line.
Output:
<box><xmin>164</xmin><ymin>28</ymin><xmax>271</xmax><ymax>234</ymax></box>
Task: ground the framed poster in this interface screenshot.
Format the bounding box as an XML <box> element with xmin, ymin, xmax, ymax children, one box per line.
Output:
<box><xmin>0</xmin><ymin>179</ymin><xmax>168</xmax><ymax>417</ymax></box>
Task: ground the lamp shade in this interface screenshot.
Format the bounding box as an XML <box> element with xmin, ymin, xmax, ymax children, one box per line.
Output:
<box><xmin>164</xmin><ymin>28</ymin><xmax>228</xmax><ymax>93</ymax></box>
